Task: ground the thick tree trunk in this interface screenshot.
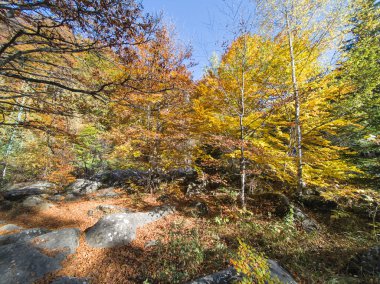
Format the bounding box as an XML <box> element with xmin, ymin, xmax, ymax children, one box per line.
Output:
<box><xmin>285</xmin><ymin>12</ymin><xmax>304</xmax><ymax>195</ymax></box>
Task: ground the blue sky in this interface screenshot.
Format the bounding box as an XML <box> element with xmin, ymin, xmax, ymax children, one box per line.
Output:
<box><xmin>141</xmin><ymin>0</ymin><xmax>238</xmax><ymax>80</ymax></box>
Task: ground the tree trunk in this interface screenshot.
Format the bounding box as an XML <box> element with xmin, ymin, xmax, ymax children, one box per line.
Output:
<box><xmin>240</xmin><ymin>114</ymin><xmax>246</xmax><ymax>209</ymax></box>
<box><xmin>239</xmin><ymin>36</ymin><xmax>247</xmax><ymax>208</ymax></box>
<box><xmin>286</xmin><ymin>11</ymin><xmax>304</xmax><ymax>195</ymax></box>
<box><xmin>146</xmin><ymin>104</ymin><xmax>155</xmax><ymax>194</ymax></box>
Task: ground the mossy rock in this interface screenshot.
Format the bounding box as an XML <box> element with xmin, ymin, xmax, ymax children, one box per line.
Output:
<box><xmin>299</xmin><ymin>195</ymin><xmax>338</xmax><ymax>212</ymax></box>
<box><xmin>247</xmin><ymin>192</ymin><xmax>291</xmax><ymax>218</ymax></box>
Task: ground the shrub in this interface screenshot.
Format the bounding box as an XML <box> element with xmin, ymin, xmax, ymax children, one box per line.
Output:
<box><xmin>231</xmin><ymin>239</ymin><xmax>279</xmax><ymax>284</ymax></box>
<box><xmin>153</xmin><ymin>222</ymin><xmax>205</xmax><ymax>283</ymax></box>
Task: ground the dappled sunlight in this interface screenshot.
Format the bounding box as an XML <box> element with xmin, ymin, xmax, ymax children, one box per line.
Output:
<box><xmin>0</xmin><ymin>0</ymin><xmax>379</xmax><ymax>282</ymax></box>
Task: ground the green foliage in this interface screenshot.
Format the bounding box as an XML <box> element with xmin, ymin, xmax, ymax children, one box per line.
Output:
<box><xmin>338</xmin><ymin>0</ymin><xmax>380</xmax><ymax>186</ymax></box>
<box><xmin>153</xmin><ymin>222</ymin><xmax>205</xmax><ymax>283</ymax></box>
<box><xmin>214</xmin><ymin>215</ymin><xmax>230</xmax><ymax>226</ymax></box>
<box><xmin>331</xmin><ymin>209</ymin><xmax>352</xmax><ymax>220</ymax></box>
<box><xmin>74</xmin><ymin>124</ymin><xmax>104</xmax><ymax>174</ymax></box>
<box><xmin>284</xmin><ymin>206</ymin><xmax>295</xmax><ymax>228</ymax></box>
<box><xmin>231</xmin><ymin>239</ymin><xmax>279</xmax><ymax>284</ymax></box>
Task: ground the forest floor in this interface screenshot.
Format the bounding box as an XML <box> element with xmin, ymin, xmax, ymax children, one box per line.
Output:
<box><xmin>0</xmin><ymin>189</ymin><xmax>378</xmax><ymax>283</ymax></box>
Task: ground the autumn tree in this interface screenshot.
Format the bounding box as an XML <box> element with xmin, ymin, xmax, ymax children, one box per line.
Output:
<box><xmin>194</xmin><ymin>34</ymin><xmax>294</xmax><ymax>206</ymax></box>
<box><xmin>195</xmin><ymin>27</ymin><xmax>360</xmax><ymax>205</ymax></box>
<box><xmin>0</xmin><ymin>0</ymin><xmax>158</xmax><ymax>127</ymax></box>
<box><xmin>253</xmin><ymin>0</ymin><xmax>349</xmax><ymax>195</ymax></box>
<box><xmin>104</xmin><ymin>27</ymin><xmax>193</xmax><ymax>193</ymax></box>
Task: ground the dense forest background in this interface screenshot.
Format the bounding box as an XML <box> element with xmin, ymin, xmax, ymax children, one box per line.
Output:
<box><xmin>0</xmin><ymin>0</ymin><xmax>379</xmax><ymax>282</ymax></box>
<box><xmin>1</xmin><ymin>0</ymin><xmax>378</xmax><ymax>204</ymax></box>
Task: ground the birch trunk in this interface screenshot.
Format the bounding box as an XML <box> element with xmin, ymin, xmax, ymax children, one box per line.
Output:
<box><xmin>239</xmin><ymin>35</ymin><xmax>247</xmax><ymax>208</ymax></box>
<box><xmin>285</xmin><ymin>11</ymin><xmax>304</xmax><ymax>195</ymax></box>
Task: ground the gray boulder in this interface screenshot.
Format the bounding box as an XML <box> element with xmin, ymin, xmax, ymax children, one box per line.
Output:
<box><xmin>64</xmin><ymin>193</ymin><xmax>80</xmax><ymax>201</ymax></box>
<box><xmin>32</xmin><ymin>228</ymin><xmax>80</xmax><ymax>255</ymax></box>
<box><xmin>187</xmin><ymin>260</ymin><xmax>297</xmax><ymax>284</ymax></box>
<box><xmin>66</xmin><ymin>179</ymin><xmax>102</xmax><ymax>195</ymax></box>
<box><xmin>51</xmin><ymin>277</ymin><xmax>90</xmax><ymax>284</ymax></box>
<box><xmin>85</xmin><ymin>214</ymin><xmax>136</xmax><ymax>248</ymax></box>
<box><xmin>248</xmin><ymin>193</ymin><xmax>291</xmax><ymax>218</ymax></box>
<box><xmin>85</xmin><ymin>206</ymin><xmax>174</xmax><ymax>248</ymax></box>
<box><xmin>293</xmin><ymin>207</ymin><xmax>319</xmax><ymax>233</ymax></box>
<box><xmin>0</xmin><ymin>228</ymin><xmax>50</xmax><ymax>246</ymax></box>
<box><xmin>268</xmin><ymin>259</ymin><xmax>297</xmax><ymax>283</ymax></box>
<box><xmin>92</xmin><ymin>169</ymin><xmax>147</xmax><ymax>187</ymax></box>
<box><xmin>300</xmin><ymin>195</ymin><xmax>338</xmax><ymax>212</ymax></box>
<box><xmin>22</xmin><ymin>196</ymin><xmax>44</xmax><ymax>207</ymax></box>
<box><xmin>95</xmin><ymin>187</ymin><xmax>119</xmax><ymax>198</ymax></box>
<box><xmin>0</xmin><ymin>227</ymin><xmax>81</xmax><ymax>284</ymax></box>
<box><xmin>2</xmin><ymin>181</ymin><xmax>55</xmax><ymax>192</ymax></box>
<box><xmin>0</xmin><ymin>224</ymin><xmax>23</xmax><ymax>232</ymax></box>
<box><xmin>0</xmin><ymin>242</ymin><xmax>62</xmax><ymax>284</ymax></box>
<box><xmin>0</xmin><ymin>229</ymin><xmax>83</xmax><ymax>284</ymax></box>
<box><xmin>87</xmin><ymin>205</ymin><xmax>129</xmax><ymax>216</ymax></box>
<box><xmin>96</xmin><ymin>204</ymin><xmax>129</xmax><ymax>214</ymax></box>
<box><xmin>186</xmin><ymin>267</ymin><xmax>240</xmax><ymax>284</ymax></box>
<box><xmin>1</xmin><ymin>181</ymin><xmax>56</xmax><ymax>201</ymax></box>
<box><xmin>301</xmin><ymin>219</ymin><xmax>319</xmax><ymax>233</ymax></box>
<box><xmin>189</xmin><ymin>201</ymin><xmax>209</xmax><ymax>217</ymax></box>
<box><xmin>49</xmin><ymin>194</ymin><xmax>65</xmax><ymax>202</ymax></box>
<box><xmin>22</xmin><ymin>196</ymin><xmax>55</xmax><ymax>210</ymax></box>
<box><xmin>347</xmin><ymin>246</ymin><xmax>380</xmax><ymax>277</ymax></box>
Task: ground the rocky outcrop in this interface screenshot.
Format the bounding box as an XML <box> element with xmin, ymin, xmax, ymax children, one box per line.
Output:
<box><xmin>0</xmin><ymin>226</ymin><xmax>80</xmax><ymax>284</ymax></box>
<box><xmin>0</xmin><ymin>228</ymin><xmax>50</xmax><ymax>246</ymax></box>
<box><xmin>92</xmin><ymin>170</ymin><xmax>147</xmax><ymax>187</ymax></box>
<box><xmin>347</xmin><ymin>246</ymin><xmax>380</xmax><ymax>277</ymax></box>
<box><xmin>64</xmin><ymin>193</ymin><xmax>80</xmax><ymax>201</ymax></box>
<box><xmin>51</xmin><ymin>277</ymin><xmax>90</xmax><ymax>284</ymax></box>
<box><xmin>88</xmin><ymin>204</ymin><xmax>129</xmax><ymax>216</ymax></box>
<box><xmin>267</xmin><ymin>259</ymin><xmax>298</xmax><ymax>283</ymax></box>
<box><xmin>299</xmin><ymin>195</ymin><xmax>338</xmax><ymax>212</ymax></box>
<box><xmin>66</xmin><ymin>179</ymin><xmax>103</xmax><ymax>195</ymax></box>
<box><xmin>85</xmin><ymin>206</ymin><xmax>174</xmax><ymax>248</ymax></box>
<box><xmin>92</xmin><ymin>168</ymin><xmax>198</xmax><ymax>189</ymax></box>
<box><xmin>95</xmin><ymin>187</ymin><xmax>119</xmax><ymax>198</ymax></box>
<box><xmin>1</xmin><ymin>181</ymin><xmax>56</xmax><ymax>201</ymax></box>
<box><xmin>187</xmin><ymin>267</ymin><xmax>240</xmax><ymax>284</ymax></box>
<box><xmin>187</xmin><ymin>260</ymin><xmax>297</xmax><ymax>284</ymax></box>
<box><xmin>49</xmin><ymin>194</ymin><xmax>65</xmax><ymax>202</ymax></box>
<box><xmin>0</xmin><ymin>224</ymin><xmax>23</xmax><ymax>232</ymax></box>
<box><xmin>0</xmin><ymin>242</ymin><xmax>62</xmax><ymax>284</ymax></box>
<box><xmin>188</xmin><ymin>200</ymin><xmax>209</xmax><ymax>217</ymax></box>
<box><xmin>22</xmin><ymin>196</ymin><xmax>55</xmax><ymax>210</ymax></box>
<box><xmin>293</xmin><ymin>207</ymin><xmax>319</xmax><ymax>233</ymax></box>
<box><xmin>32</xmin><ymin>228</ymin><xmax>80</xmax><ymax>255</ymax></box>
<box><xmin>248</xmin><ymin>193</ymin><xmax>291</xmax><ymax>218</ymax></box>
<box><xmin>95</xmin><ymin>204</ymin><xmax>129</xmax><ymax>214</ymax></box>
